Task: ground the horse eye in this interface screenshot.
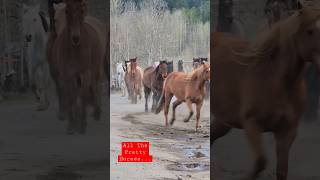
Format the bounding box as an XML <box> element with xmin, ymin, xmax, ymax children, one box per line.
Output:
<box><xmin>33</xmin><ymin>18</ymin><xmax>37</xmax><ymax>22</ymax></box>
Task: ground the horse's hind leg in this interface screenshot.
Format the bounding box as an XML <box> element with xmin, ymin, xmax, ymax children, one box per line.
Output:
<box><xmin>274</xmin><ymin>126</ymin><xmax>297</xmax><ymax>180</ymax></box>
<box><xmin>243</xmin><ymin>120</ymin><xmax>266</xmax><ymax>180</ymax></box>
<box><xmin>170</xmin><ymin>99</ymin><xmax>182</xmax><ymax>125</ymax></box>
<box><xmin>183</xmin><ymin>99</ymin><xmax>194</xmax><ymax>123</ymax></box>
<box><xmin>164</xmin><ymin>92</ymin><xmax>173</xmax><ymax>126</ymax></box>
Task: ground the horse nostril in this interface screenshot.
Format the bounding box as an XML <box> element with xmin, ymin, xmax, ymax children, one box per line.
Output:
<box><xmin>72</xmin><ymin>36</ymin><xmax>80</xmax><ymax>45</ymax></box>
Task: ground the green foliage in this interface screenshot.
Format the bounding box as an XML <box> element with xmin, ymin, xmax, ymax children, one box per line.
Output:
<box><xmin>122</xmin><ymin>0</ymin><xmax>209</xmax><ymax>23</ymax></box>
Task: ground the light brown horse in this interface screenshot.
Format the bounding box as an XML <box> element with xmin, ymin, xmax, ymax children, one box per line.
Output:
<box><xmin>156</xmin><ymin>63</ymin><xmax>210</xmax><ymax>131</ymax></box>
<box><xmin>143</xmin><ymin>60</ymin><xmax>168</xmax><ymax>112</ymax></box>
<box><xmin>212</xmin><ymin>6</ymin><xmax>320</xmax><ymax>180</ymax></box>
<box><xmin>124</xmin><ymin>57</ymin><xmax>143</xmax><ymax>104</ymax></box>
<box><xmin>47</xmin><ymin>0</ymin><xmax>106</xmax><ymax>134</ymax></box>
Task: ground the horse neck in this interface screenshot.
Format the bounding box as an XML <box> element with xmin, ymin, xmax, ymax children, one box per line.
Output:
<box><xmin>189</xmin><ymin>70</ymin><xmax>206</xmax><ymax>90</ymax></box>
<box><xmin>261</xmin><ymin>45</ymin><xmax>306</xmax><ymax>88</ymax></box>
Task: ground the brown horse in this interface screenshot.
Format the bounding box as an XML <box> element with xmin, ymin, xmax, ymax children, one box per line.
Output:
<box><xmin>47</xmin><ymin>0</ymin><xmax>106</xmax><ymax>134</ymax></box>
<box><xmin>124</xmin><ymin>57</ymin><xmax>143</xmax><ymax>104</ymax></box>
<box><xmin>156</xmin><ymin>63</ymin><xmax>210</xmax><ymax>131</ymax></box>
<box><xmin>212</xmin><ymin>6</ymin><xmax>320</xmax><ymax>180</ymax></box>
<box><xmin>143</xmin><ymin>61</ymin><xmax>168</xmax><ymax>112</ymax></box>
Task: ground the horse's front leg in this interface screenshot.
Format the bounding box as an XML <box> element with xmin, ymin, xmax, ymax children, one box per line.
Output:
<box><xmin>183</xmin><ymin>99</ymin><xmax>194</xmax><ymax>123</ymax></box>
<box><xmin>151</xmin><ymin>91</ymin><xmax>157</xmax><ymax>112</ymax></box>
<box><xmin>195</xmin><ymin>101</ymin><xmax>203</xmax><ymax>131</ymax></box>
<box><xmin>144</xmin><ymin>87</ymin><xmax>150</xmax><ymax>112</ymax></box>
<box><xmin>274</xmin><ymin>125</ymin><xmax>297</xmax><ymax>180</ymax></box>
<box><xmin>243</xmin><ymin>120</ymin><xmax>266</xmax><ymax>180</ymax></box>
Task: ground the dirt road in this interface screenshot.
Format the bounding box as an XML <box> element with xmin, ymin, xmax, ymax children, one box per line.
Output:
<box><xmin>110</xmin><ymin>94</ymin><xmax>210</xmax><ymax>180</ymax></box>
<box><xmin>213</xmin><ymin>120</ymin><xmax>320</xmax><ymax>180</ymax></box>
<box><xmin>0</xmin><ymin>93</ymin><xmax>108</xmax><ymax>180</ymax></box>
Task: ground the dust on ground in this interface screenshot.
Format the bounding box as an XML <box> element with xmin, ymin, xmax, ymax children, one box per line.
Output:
<box><xmin>0</xmin><ymin>92</ymin><xmax>108</xmax><ymax>180</ymax></box>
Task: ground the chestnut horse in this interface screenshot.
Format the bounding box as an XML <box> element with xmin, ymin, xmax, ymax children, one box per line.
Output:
<box><xmin>143</xmin><ymin>60</ymin><xmax>168</xmax><ymax>112</ymax></box>
<box><xmin>124</xmin><ymin>58</ymin><xmax>143</xmax><ymax>104</ymax></box>
<box><xmin>212</xmin><ymin>6</ymin><xmax>320</xmax><ymax>180</ymax></box>
<box><xmin>156</xmin><ymin>63</ymin><xmax>210</xmax><ymax>131</ymax></box>
<box><xmin>47</xmin><ymin>0</ymin><xmax>106</xmax><ymax>134</ymax></box>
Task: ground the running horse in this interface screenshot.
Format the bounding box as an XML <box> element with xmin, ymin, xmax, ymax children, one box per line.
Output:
<box><xmin>143</xmin><ymin>60</ymin><xmax>168</xmax><ymax>112</ymax></box>
<box><xmin>124</xmin><ymin>57</ymin><xmax>143</xmax><ymax>104</ymax></box>
<box><xmin>47</xmin><ymin>0</ymin><xmax>106</xmax><ymax>134</ymax></box>
<box><xmin>22</xmin><ymin>4</ymin><xmax>50</xmax><ymax>111</ymax></box>
<box><xmin>212</xmin><ymin>6</ymin><xmax>320</xmax><ymax>180</ymax></box>
<box><xmin>155</xmin><ymin>63</ymin><xmax>210</xmax><ymax>131</ymax></box>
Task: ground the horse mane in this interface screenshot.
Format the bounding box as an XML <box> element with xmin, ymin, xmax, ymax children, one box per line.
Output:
<box><xmin>238</xmin><ymin>6</ymin><xmax>320</xmax><ymax>63</ymax></box>
<box><xmin>186</xmin><ymin>64</ymin><xmax>207</xmax><ymax>81</ymax></box>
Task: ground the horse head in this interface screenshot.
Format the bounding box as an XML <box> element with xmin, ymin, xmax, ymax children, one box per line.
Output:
<box><xmin>166</xmin><ymin>61</ymin><xmax>174</xmax><ymax>74</ymax></box>
<box><xmin>157</xmin><ymin>60</ymin><xmax>168</xmax><ymax>79</ymax></box>
<box><xmin>281</xmin><ymin>6</ymin><xmax>320</xmax><ymax>72</ymax></box>
<box><xmin>129</xmin><ymin>57</ymin><xmax>137</xmax><ymax>77</ymax></box>
<box><xmin>65</xmin><ymin>0</ymin><xmax>87</xmax><ymax>46</ymax></box>
<box><xmin>201</xmin><ymin>63</ymin><xmax>210</xmax><ymax>81</ymax></box>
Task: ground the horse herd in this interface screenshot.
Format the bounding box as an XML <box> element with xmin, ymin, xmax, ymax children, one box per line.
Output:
<box><xmin>19</xmin><ymin>1</ymin><xmax>320</xmax><ymax>179</ymax></box>
<box><xmin>113</xmin><ymin>57</ymin><xmax>210</xmax><ymax>130</ymax></box>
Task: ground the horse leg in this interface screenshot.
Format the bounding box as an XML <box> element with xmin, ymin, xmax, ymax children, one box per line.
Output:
<box><xmin>195</xmin><ymin>102</ymin><xmax>203</xmax><ymax>131</ymax></box>
<box><xmin>274</xmin><ymin>126</ymin><xmax>297</xmax><ymax>180</ymax></box>
<box><xmin>211</xmin><ymin>120</ymin><xmax>231</xmax><ymax>145</ymax></box>
<box><xmin>56</xmin><ymin>82</ymin><xmax>66</xmax><ymax>121</ymax></box>
<box><xmin>170</xmin><ymin>99</ymin><xmax>182</xmax><ymax>125</ymax></box>
<box><xmin>151</xmin><ymin>91</ymin><xmax>158</xmax><ymax>112</ymax></box>
<box><xmin>66</xmin><ymin>99</ymin><xmax>76</xmax><ymax>135</ymax></box>
<box><xmin>37</xmin><ymin>88</ymin><xmax>50</xmax><ymax>111</ymax></box>
<box><xmin>144</xmin><ymin>87</ymin><xmax>150</xmax><ymax>112</ymax></box>
<box><xmin>164</xmin><ymin>92</ymin><xmax>173</xmax><ymax>126</ymax></box>
<box><xmin>183</xmin><ymin>99</ymin><xmax>194</xmax><ymax>122</ymax></box>
<box><xmin>243</xmin><ymin>120</ymin><xmax>266</xmax><ymax>180</ymax></box>
<box><xmin>92</xmin><ymin>85</ymin><xmax>102</xmax><ymax>121</ymax></box>
<box><xmin>78</xmin><ymin>97</ymin><xmax>87</xmax><ymax>134</ymax></box>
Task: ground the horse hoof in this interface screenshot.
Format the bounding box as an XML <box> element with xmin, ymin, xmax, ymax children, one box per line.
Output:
<box><xmin>183</xmin><ymin>118</ymin><xmax>189</xmax><ymax>123</ymax></box>
<box><xmin>170</xmin><ymin>119</ymin><xmax>175</xmax><ymax>126</ymax></box>
<box><xmin>36</xmin><ymin>103</ymin><xmax>49</xmax><ymax>111</ymax></box>
<box><xmin>145</xmin><ymin>109</ymin><xmax>148</xmax><ymax>113</ymax></box>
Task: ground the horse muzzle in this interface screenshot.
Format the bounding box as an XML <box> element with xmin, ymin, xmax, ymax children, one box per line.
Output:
<box><xmin>162</xmin><ymin>73</ymin><xmax>168</xmax><ymax>79</ymax></box>
<box><xmin>71</xmin><ymin>35</ymin><xmax>80</xmax><ymax>46</ymax></box>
